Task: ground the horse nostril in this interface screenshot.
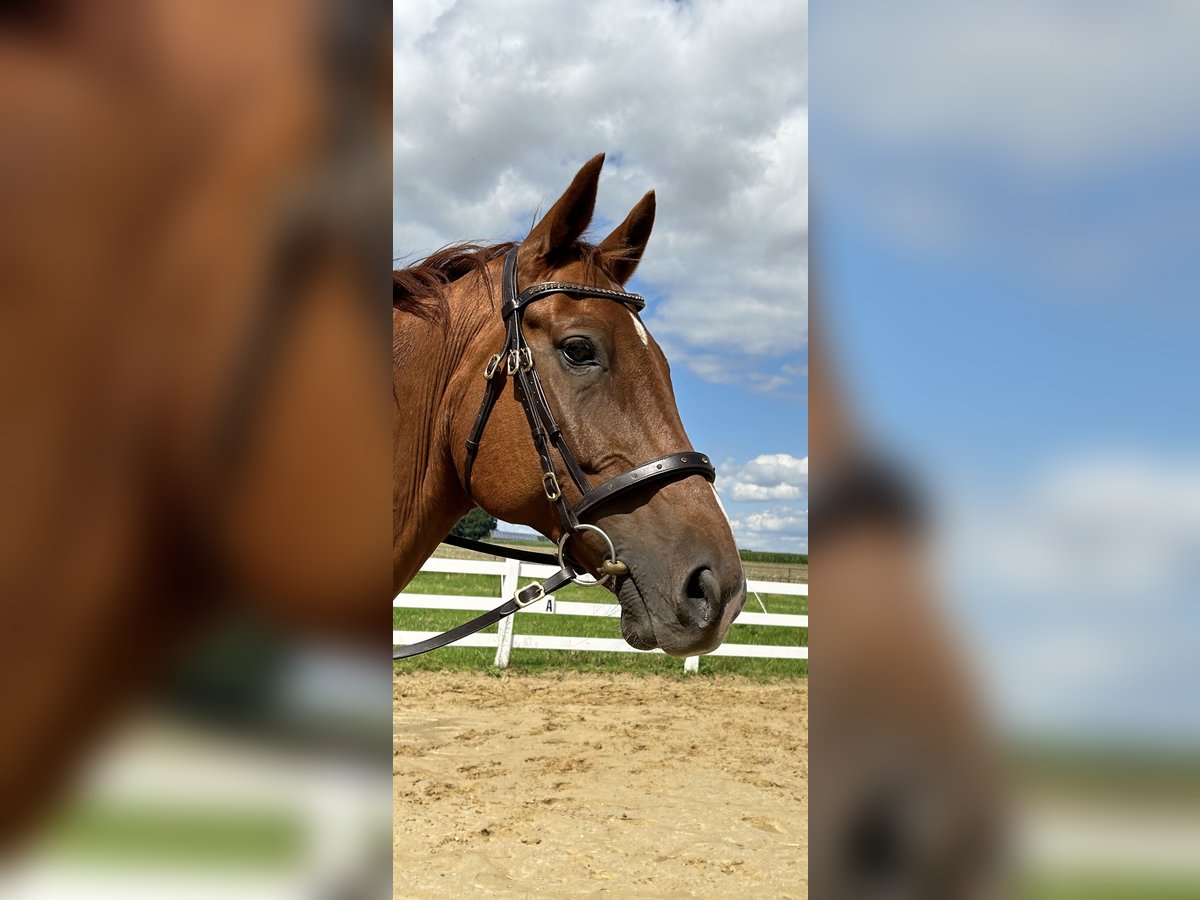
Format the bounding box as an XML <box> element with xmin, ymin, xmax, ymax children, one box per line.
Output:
<box><xmin>681</xmin><ymin>566</ymin><xmax>719</xmax><ymax>627</ymax></box>
<box><xmin>846</xmin><ymin>790</ymin><xmax>905</xmax><ymax>884</ymax></box>
<box><xmin>840</xmin><ymin>762</ymin><xmax>987</xmax><ymax>897</ymax></box>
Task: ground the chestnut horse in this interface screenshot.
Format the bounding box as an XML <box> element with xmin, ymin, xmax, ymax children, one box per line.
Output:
<box><xmin>808</xmin><ymin>300</ymin><xmax>1004</xmax><ymax>895</ymax></box>
<box><xmin>0</xmin><ymin>0</ymin><xmax>389</xmax><ymax>847</ymax></box>
<box><xmin>393</xmin><ymin>155</ymin><xmax>746</xmax><ymax>657</ymax></box>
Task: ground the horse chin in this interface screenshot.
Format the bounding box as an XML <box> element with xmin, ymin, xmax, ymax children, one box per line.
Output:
<box><xmin>614</xmin><ymin>573</ymin><xmax>659</xmax><ymax>651</ymax></box>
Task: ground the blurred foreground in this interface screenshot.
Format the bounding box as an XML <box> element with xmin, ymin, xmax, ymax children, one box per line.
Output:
<box><xmin>3</xmin><ymin>637</ymin><xmax>388</xmax><ymax>899</ymax></box>
<box><xmin>0</xmin><ymin>2</ymin><xmax>391</xmax><ymax>893</ymax></box>
<box><xmin>812</xmin><ymin>1</ymin><xmax>1200</xmax><ymax>897</ymax></box>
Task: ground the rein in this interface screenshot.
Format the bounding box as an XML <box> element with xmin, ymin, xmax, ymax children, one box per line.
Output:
<box><xmin>394</xmin><ymin>247</ymin><xmax>716</xmax><ymax>660</ymax></box>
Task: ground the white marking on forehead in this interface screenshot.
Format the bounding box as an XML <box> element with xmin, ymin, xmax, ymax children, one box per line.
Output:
<box><xmin>628</xmin><ymin>309</ymin><xmax>649</xmax><ymax>347</ymax></box>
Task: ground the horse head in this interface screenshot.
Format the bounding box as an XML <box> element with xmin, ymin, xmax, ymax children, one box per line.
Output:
<box><xmin>446</xmin><ymin>154</ymin><xmax>746</xmax><ymax>657</ymax></box>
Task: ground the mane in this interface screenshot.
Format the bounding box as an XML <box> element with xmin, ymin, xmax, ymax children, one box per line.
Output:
<box><xmin>393</xmin><ymin>239</ymin><xmax>622</xmax><ymax>324</ymax></box>
<box><xmin>393</xmin><ymin>242</ymin><xmax>516</xmax><ymax>324</ymax></box>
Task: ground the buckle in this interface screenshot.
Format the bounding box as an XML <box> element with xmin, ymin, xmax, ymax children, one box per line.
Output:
<box><xmin>506</xmin><ymin>347</ymin><xmax>533</xmax><ymax>375</ymax></box>
<box><xmin>542</xmin><ymin>471</ymin><xmax>562</xmax><ymax>501</ymax></box>
<box><xmin>483</xmin><ymin>354</ymin><xmax>502</xmax><ymax>380</ymax></box>
<box><xmin>515</xmin><ymin>583</ymin><xmax>545</xmax><ymax>608</ymax></box>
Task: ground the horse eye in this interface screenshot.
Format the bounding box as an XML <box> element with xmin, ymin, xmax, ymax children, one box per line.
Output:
<box><xmin>560</xmin><ymin>338</ymin><xmax>596</xmax><ymax>366</ymax></box>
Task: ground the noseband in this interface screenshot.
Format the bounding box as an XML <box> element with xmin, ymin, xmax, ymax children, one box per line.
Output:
<box><xmin>394</xmin><ymin>247</ymin><xmax>716</xmax><ymax>660</ymax></box>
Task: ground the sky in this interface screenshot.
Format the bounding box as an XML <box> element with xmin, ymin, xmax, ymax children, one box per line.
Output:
<box><xmin>813</xmin><ymin>1</ymin><xmax>1200</xmax><ymax>744</ymax></box>
<box><xmin>394</xmin><ymin>0</ymin><xmax>808</xmax><ymax>552</ymax></box>
<box><xmin>393</xmin><ymin>0</ymin><xmax>1200</xmax><ymax>742</ymax></box>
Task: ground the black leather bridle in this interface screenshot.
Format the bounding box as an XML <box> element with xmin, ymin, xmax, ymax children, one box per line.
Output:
<box><xmin>393</xmin><ymin>247</ymin><xmax>716</xmax><ymax>660</ymax></box>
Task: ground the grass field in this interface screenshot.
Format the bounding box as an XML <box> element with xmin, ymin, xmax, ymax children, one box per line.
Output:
<box><xmin>394</xmin><ymin>543</ymin><xmax>807</xmax><ymax>678</ymax></box>
<box><xmin>44</xmin><ymin>803</ymin><xmax>303</xmax><ymax>869</ymax></box>
<box><xmin>1020</xmin><ymin>870</ymin><xmax>1200</xmax><ymax>899</ymax></box>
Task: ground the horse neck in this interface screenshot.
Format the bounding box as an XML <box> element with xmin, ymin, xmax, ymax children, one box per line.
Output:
<box><xmin>393</xmin><ymin>269</ymin><xmax>496</xmax><ymax>589</ymax></box>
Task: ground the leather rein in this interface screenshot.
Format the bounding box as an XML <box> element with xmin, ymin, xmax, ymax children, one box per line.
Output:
<box><xmin>394</xmin><ymin>247</ymin><xmax>715</xmax><ymax>660</ymax></box>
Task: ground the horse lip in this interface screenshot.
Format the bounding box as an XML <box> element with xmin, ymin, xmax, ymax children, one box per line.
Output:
<box><xmin>615</xmin><ymin>565</ymin><xmax>659</xmax><ymax>650</ymax></box>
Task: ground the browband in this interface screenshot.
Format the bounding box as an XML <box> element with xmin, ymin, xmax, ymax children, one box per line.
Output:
<box><xmin>503</xmin><ymin>281</ymin><xmax>646</xmax><ymax>319</ymax></box>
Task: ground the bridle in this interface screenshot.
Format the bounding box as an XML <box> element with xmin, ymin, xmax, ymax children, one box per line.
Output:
<box><xmin>464</xmin><ymin>248</ymin><xmax>717</xmax><ymax>574</ymax></box>
<box><xmin>393</xmin><ymin>246</ymin><xmax>716</xmax><ymax>660</ymax></box>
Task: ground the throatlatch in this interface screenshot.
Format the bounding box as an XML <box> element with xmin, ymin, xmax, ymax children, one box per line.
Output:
<box><xmin>394</xmin><ymin>247</ymin><xmax>715</xmax><ymax>661</ymax></box>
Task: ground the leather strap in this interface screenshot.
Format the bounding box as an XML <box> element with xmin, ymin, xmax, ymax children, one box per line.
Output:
<box><xmin>808</xmin><ymin>455</ymin><xmax>923</xmax><ymax>536</ymax></box>
<box><xmin>441</xmin><ymin>534</ymin><xmax>560</xmax><ymax>566</ymax></box>
<box><xmin>504</xmin><ymin>281</ymin><xmax>645</xmax><ymax>318</ymax></box>
<box><xmin>463</xmin><ymin>368</ymin><xmax>503</xmax><ymax>496</ymax></box>
<box><xmin>463</xmin><ymin>248</ymin><xmax>665</xmax><ymax>524</ymax></box>
<box><xmin>393</xmin><ymin>566</ymin><xmax>573</xmax><ymax>659</ymax></box>
<box><xmin>573</xmin><ymin>452</ymin><xmax>716</xmax><ymax>520</ymax></box>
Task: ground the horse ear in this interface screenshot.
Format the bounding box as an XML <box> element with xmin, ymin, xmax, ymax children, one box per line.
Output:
<box><xmin>597</xmin><ymin>190</ymin><xmax>655</xmax><ymax>285</ymax></box>
<box><xmin>521</xmin><ymin>153</ymin><xmax>605</xmax><ymax>270</ymax></box>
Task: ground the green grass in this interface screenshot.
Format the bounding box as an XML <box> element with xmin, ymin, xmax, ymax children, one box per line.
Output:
<box><xmin>738</xmin><ymin>548</ymin><xmax>809</xmax><ymax>565</ymax></box>
<box><xmin>43</xmin><ymin>803</ymin><xmax>304</xmax><ymax>869</ymax></box>
<box><xmin>394</xmin><ymin>570</ymin><xmax>807</xmax><ymax>678</ymax></box>
<box><xmin>1021</xmin><ymin>870</ymin><xmax>1200</xmax><ymax>900</ymax></box>
<box><xmin>1011</xmin><ymin>743</ymin><xmax>1200</xmax><ymax>804</ymax></box>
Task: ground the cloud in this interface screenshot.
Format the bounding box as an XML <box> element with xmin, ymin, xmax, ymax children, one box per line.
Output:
<box><xmin>714</xmin><ymin>453</ymin><xmax>808</xmax><ymax>551</ymax></box>
<box><xmin>817</xmin><ymin>3</ymin><xmax>1200</xmax><ymax>306</ymax></box>
<box><xmin>820</xmin><ymin>1</ymin><xmax>1200</xmax><ymax>174</ymax></box>
<box><xmin>718</xmin><ymin>453</ymin><xmax>808</xmax><ymax>502</ymax></box>
<box><xmin>728</xmin><ymin>505</ymin><xmax>808</xmax><ymax>553</ymax></box>
<box><xmin>673</xmin><ymin>350</ymin><xmax>806</xmax><ymax>399</ymax></box>
<box><xmin>733</xmin><ymin>483</ymin><xmax>804</xmax><ymax>502</ymax></box>
<box><xmin>950</xmin><ymin>456</ymin><xmax>1200</xmax><ymax>606</ymax></box>
<box><xmin>741</xmin><ymin>507</ymin><xmax>808</xmax><ymax>533</ymax></box>
<box><xmin>943</xmin><ymin>454</ymin><xmax>1200</xmax><ymax>740</ymax></box>
<box><xmin>394</xmin><ymin>0</ymin><xmax>806</xmax><ymax>388</ymax></box>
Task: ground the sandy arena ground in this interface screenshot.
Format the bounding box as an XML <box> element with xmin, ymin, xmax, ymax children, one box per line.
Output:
<box><xmin>393</xmin><ymin>672</ymin><xmax>808</xmax><ymax>898</ymax></box>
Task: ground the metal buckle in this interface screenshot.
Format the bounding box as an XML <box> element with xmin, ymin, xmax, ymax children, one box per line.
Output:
<box><xmin>515</xmin><ymin>583</ymin><xmax>545</xmax><ymax>608</ymax></box>
<box><xmin>542</xmin><ymin>471</ymin><xmax>562</xmax><ymax>501</ymax></box>
<box><xmin>519</xmin><ymin>347</ymin><xmax>533</xmax><ymax>372</ymax></box>
<box><xmin>506</xmin><ymin>349</ymin><xmax>520</xmax><ymax>376</ymax></box>
<box><xmin>483</xmin><ymin>354</ymin><xmax>502</xmax><ymax>380</ymax></box>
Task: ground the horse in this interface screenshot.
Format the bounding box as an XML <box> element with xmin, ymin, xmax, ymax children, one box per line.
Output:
<box><xmin>0</xmin><ymin>0</ymin><xmax>390</xmax><ymax>848</ymax></box>
<box><xmin>393</xmin><ymin>154</ymin><xmax>747</xmax><ymax>657</ymax></box>
<box><xmin>807</xmin><ymin>300</ymin><xmax>1004</xmax><ymax>896</ymax></box>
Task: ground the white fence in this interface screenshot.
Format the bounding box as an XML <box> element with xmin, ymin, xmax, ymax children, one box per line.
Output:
<box><xmin>393</xmin><ymin>556</ymin><xmax>807</xmax><ymax>671</ymax></box>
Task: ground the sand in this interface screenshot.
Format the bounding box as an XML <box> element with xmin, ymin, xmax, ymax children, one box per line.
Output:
<box><xmin>393</xmin><ymin>672</ymin><xmax>807</xmax><ymax>898</ymax></box>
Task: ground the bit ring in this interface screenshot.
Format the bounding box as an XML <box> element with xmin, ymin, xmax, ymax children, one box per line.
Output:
<box><xmin>556</xmin><ymin>523</ymin><xmax>620</xmax><ymax>588</ymax></box>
